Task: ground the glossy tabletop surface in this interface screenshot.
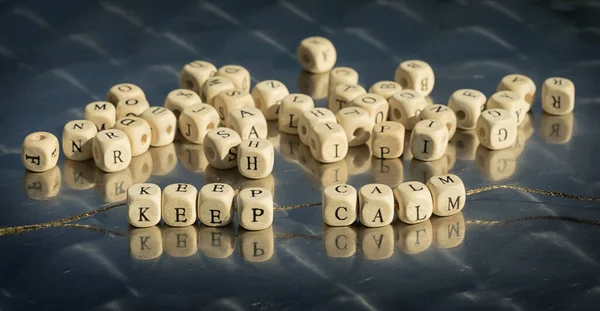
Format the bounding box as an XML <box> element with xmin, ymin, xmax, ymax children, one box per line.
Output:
<box><xmin>1</xmin><ymin>0</ymin><xmax>600</xmax><ymax>310</ymax></box>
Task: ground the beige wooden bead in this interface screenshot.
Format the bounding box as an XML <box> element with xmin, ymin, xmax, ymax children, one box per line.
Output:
<box><xmin>178</xmin><ymin>60</ymin><xmax>217</xmax><ymax>94</ymax></box>
<box><xmin>197</xmin><ymin>226</ymin><xmax>236</xmax><ymax>258</ymax></box>
<box><xmin>448</xmin><ymin>89</ymin><xmax>486</xmax><ymax>130</ymax></box>
<box><xmin>226</xmin><ymin>107</ymin><xmax>268</xmax><ymax>140</ymax></box>
<box><xmin>410</xmin><ymin>119</ymin><xmax>449</xmax><ymax>161</ymax></box>
<box><xmin>475</xmin><ymin>146</ymin><xmax>518</xmax><ymax>181</ymax></box>
<box><xmin>359</xmin><ymin>226</ymin><xmax>394</xmax><ymax>260</ymax></box>
<box><xmin>197</xmin><ymin>183</ymin><xmax>235</xmax><ymax>227</ymax></box>
<box><xmin>394</xmin><ymin>60</ymin><xmax>435</xmax><ymax>96</ymax></box>
<box><xmin>350</xmin><ymin>93</ymin><xmax>389</xmax><ymax>124</ymax></box>
<box><xmin>127</xmin><ymin>183</ymin><xmax>161</xmax><ymax>228</ymax></box>
<box><xmin>62</xmin><ymin>120</ymin><xmax>97</xmax><ymax>161</ymax></box>
<box><xmin>116</xmin><ymin>98</ymin><xmax>150</xmax><ymax>120</ymax></box>
<box><xmin>308</xmin><ymin>122</ymin><xmax>348</xmax><ymax>163</ymax></box>
<box><xmin>63</xmin><ymin>159</ymin><xmax>96</xmax><ymax>190</ymax></box>
<box><xmin>85</xmin><ymin>101</ymin><xmax>116</xmax><ymax>131</ymax></box>
<box><xmin>92</xmin><ymin>129</ymin><xmax>131</xmax><ymax>172</ymax></box>
<box><xmin>163</xmin><ymin>226</ymin><xmax>198</xmax><ymax>257</ymax></box>
<box><xmin>395</xmin><ymin>220</ymin><xmax>433</xmax><ymax>254</ymax></box>
<box><xmin>541</xmin><ymin>113</ymin><xmax>574</xmax><ymax>144</ymax></box>
<box><xmin>163</xmin><ymin>89</ymin><xmax>202</xmax><ymax>119</ymax></box>
<box><xmin>140</xmin><ymin>107</ymin><xmax>176</xmax><ymax>147</ymax></box>
<box><xmin>237</xmin><ymin>139</ymin><xmax>274</xmax><ymax>179</ymax></box>
<box><xmin>278</xmin><ymin>94</ymin><xmax>315</xmax><ymax>135</ymax></box>
<box><xmin>487</xmin><ymin>91</ymin><xmax>529</xmax><ymax>125</ymax></box>
<box><xmin>129</xmin><ymin>151</ymin><xmax>152</xmax><ymax>183</ymax></box>
<box><xmin>322</xmin><ymin>184</ymin><xmax>357</xmax><ymax>227</ymax></box>
<box><xmin>129</xmin><ymin>226</ymin><xmax>163</xmax><ymax>260</ymax></box>
<box><xmin>432</xmin><ymin>212</ymin><xmax>465</xmax><ymax>248</ymax></box>
<box><xmin>203</xmin><ymin>127</ymin><xmax>242</xmax><ymax>169</ymax></box>
<box><xmin>497</xmin><ymin>74</ymin><xmax>536</xmax><ymax>107</ymax></box>
<box><xmin>388</xmin><ymin>90</ymin><xmax>428</xmax><ymax>130</ymax></box>
<box><xmin>177</xmin><ymin>142</ymin><xmax>209</xmax><ymax>172</ymax></box>
<box><xmin>178</xmin><ymin>103</ymin><xmax>220</xmax><ymax>144</ymax></box>
<box><xmin>23</xmin><ymin>166</ymin><xmax>61</xmax><ymax>200</ymax></box>
<box><xmin>297</xmin><ymin>70</ymin><xmax>329</xmax><ymax>100</ymax></box>
<box><xmin>394</xmin><ymin>181</ymin><xmax>433</xmax><ymax>224</ymax></box>
<box><xmin>298</xmin><ymin>107</ymin><xmax>337</xmax><ymax>145</ymax></box>
<box><xmin>371</xmin><ymin>158</ymin><xmax>403</xmax><ymax>188</ymax></box>
<box><xmin>148</xmin><ymin>144</ymin><xmax>177</xmax><ymax>176</ymax></box>
<box><xmin>419</xmin><ymin>104</ymin><xmax>457</xmax><ymax>139</ymax></box>
<box><xmin>323</xmin><ymin>226</ymin><xmax>357</xmax><ymax>258</ymax></box>
<box><xmin>328</xmin><ymin>83</ymin><xmax>366</xmax><ymax>114</ymax></box>
<box><xmin>252</xmin><ymin>80</ymin><xmax>289</xmax><ymax>120</ymax></box>
<box><xmin>106</xmin><ymin>83</ymin><xmax>145</xmax><ymax>105</ymax></box>
<box><xmin>426</xmin><ymin>174</ymin><xmax>466</xmax><ymax>217</ymax></box>
<box><xmin>201</xmin><ymin>76</ymin><xmax>235</xmax><ymax>107</ymax></box>
<box><xmin>217</xmin><ymin>65</ymin><xmax>251</xmax><ymax>92</ymax></box>
<box><xmin>477</xmin><ymin>109</ymin><xmax>517</xmax><ymax>150</ymax></box>
<box><xmin>237</xmin><ymin>187</ymin><xmax>273</xmax><ymax>231</ymax></box>
<box><xmin>162</xmin><ymin>183</ymin><xmax>197</xmax><ymax>227</ymax></box>
<box><xmin>542</xmin><ymin>77</ymin><xmax>575</xmax><ymax>115</ymax></box>
<box><xmin>214</xmin><ymin>89</ymin><xmax>255</xmax><ymax>120</ymax></box>
<box><xmin>296</xmin><ymin>36</ymin><xmax>337</xmax><ymax>73</ymax></box>
<box><xmin>96</xmin><ymin>168</ymin><xmax>132</xmax><ymax>202</ymax></box>
<box><xmin>22</xmin><ymin>132</ymin><xmax>59</xmax><ymax>172</ymax></box>
<box><xmin>369</xmin><ymin>81</ymin><xmax>402</xmax><ymax>99</ymax></box>
<box><xmin>239</xmin><ymin>227</ymin><xmax>274</xmax><ymax>262</ymax></box>
<box><xmin>450</xmin><ymin>130</ymin><xmax>479</xmax><ymax>160</ymax></box>
<box><xmin>371</xmin><ymin>121</ymin><xmax>405</xmax><ymax>159</ymax></box>
<box><xmin>328</xmin><ymin>67</ymin><xmax>359</xmax><ymax>93</ymax></box>
<box><xmin>336</xmin><ymin>107</ymin><xmax>374</xmax><ymax>147</ymax></box>
<box><xmin>114</xmin><ymin>117</ymin><xmax>152</xmax><ymax>156</ymax></box>
<box><xmin>358</xmin><ymin>184</ymin><xmax>394</xmax><ymax>227</ymax></box>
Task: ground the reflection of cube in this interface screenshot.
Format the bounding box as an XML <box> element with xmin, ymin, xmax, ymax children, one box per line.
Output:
<box><xmin>163</xmin><ymin>226</ymin><xmax>198</xmax><ymax>257</ymax></box>
<box><xmin>359</xmin><ymin>226</ymin><xmax>394</xmax><ymax>260</ymax></box>
<box><xmin>63</xmin><ymin>159</ymin><xmax>97</xmax><ymax>190</ymax></box>
<box><xmin>149</xmin><ymin>144</ymin><xmax>177</xmax><ymax>176</ymax></box>
<box><xmin>96</xmin><ymin>168</ymin><xmax>132</xmax><ymax>203</ymax></box>
<box><xmin>371</xmin><ymin>158</ymin><xmax>404</xmax><ymax>188</ymax></box>
<box><xmin>476</xmin><ymin>109</ymin><xmax>517</xmax><ymax>150</ymax></box>
<box><xmin>432</xmin><ymin>213</ymin><xmax>466</xmax><ymax>249</ymax></box>
<box><xmin>450</xmin><ymin>130</ymin><xmax>479</xmax><ymax>160</ymax></box>
<box><xmin>23</xmin><ymin>166</ymin><xmax>61</xmax><ymax>200</ymax></box>
<box><xmin>541</xmin><ymin>112</ymin><xmax>574</xmax><ymax>144</ymax></box>
<box><xmin>129</xmin><ymin>226</ymin><xmax>163</xmax><ymax>261</ymax></box>
<box><xmin>323</xmin><ymin>226</ymin><xmax>357</xmax><ymax>258</ymax></box>
<box><xmin>297</xmin><ymin>70</ymin><xmax>329</xmax><ymax>100</ymax></box>
<box><xmin>239</xmin><ymin>227</ymin><xmax>274</xmax><ymax>262</ymax></box>
<box><xmin>395</xmin><ymin>220</ymin><xmax>433</xmax><ymax>255</ymax></box>
<box><xmin>197</xmin><ymin>226</ymin><xmax>236</xmax><ymax>259</ymax></box>
<box><xmin>475</xmin><ymin>145</ymin><xmax>518</xmax><ymax>181</ymax></box>
<box><xmin>409</xmin><ymin>157</ymin><xmax>449</xmax><ymax>184</ymax></box>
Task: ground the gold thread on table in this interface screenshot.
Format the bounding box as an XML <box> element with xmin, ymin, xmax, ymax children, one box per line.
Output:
<box><xmin>2</xmin><ymin>185</ymin><xmax>600</xmax><ymax>236</ymax></box>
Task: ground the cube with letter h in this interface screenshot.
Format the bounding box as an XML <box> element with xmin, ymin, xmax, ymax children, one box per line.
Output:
<box><xmin>238</xmin><ymin>138</ymin><xmax>274</xmax><ymax>179</ymax></box>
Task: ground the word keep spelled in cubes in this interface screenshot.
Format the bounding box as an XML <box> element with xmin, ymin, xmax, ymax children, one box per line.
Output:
<box><xmin>426</xmin><ymin>174</ymin><xmax>466</xmax><ymax>217</ymax></box>
<box><xmin>296</xmin><ymin>36</ymin><xmax>337</xmax><ymax>74</ymax></box>
<box><xmin>542</xmin><ymin>77</ymin><xmax>575</xmax><ymax>115</ymax></box>
<box><xmin>476</xmin><ymin>109</ymin><xmax>517</xmax><ymax>150</ymax></box>
<box><xmin>140</xmin><ymin>107</ymin><xmax>177</xmax><ymax>147</ymax></box>
<box><xmin>85</xmin><ymin>101</ymin><xmax>116</xmax><ymax>131</ymax></box>
<box><xmin>128</xmin><ymin>183</ymin><xmax>161</xmax><ymax>227</ymax></box>
<box><xmin>448</xmin><ymin>89</ymin><xmax>486</xmax><ymax>130</ymax></box>
<box><xmin>371</xmin><ymin>121</ymin><xmax>405</xmax><ymax>159</ymax></box>
<box><xmin>114</xmin><ymin>117</ymin><xmax>152</xmax><ymax>156</ymax></box>
<box><xmin>279</xmin><ymin>94</ymin><xmax>315</xmax><ymax>135</ymax></box>
<box><xmin>238</xmin><ymin>138</ymin><xmax>275</xmax><ymax>179</ymax></box>
<box><xmin>322</xmin><ymin>184</ymin><xmax>357</xmax><ymax>227</ymax></box>
<box><xmin>359</xmin><ymin>184</ymin><xmax>394</xmax><ymax>227</ymax></box>
<box><xmin>252</xmin><ymin>80</ymin><xmax>290</xmax><ymax>120</ymax></box>
<box><xmin>394</xmin><ymin>181</ymin><xmax>433</xmax><ymax>224</ymax></box>
<box><xmin>179</xmin><ymin>104</ymin><xmax>220</xmax><ymax>144</ymax></box>
<box><xmin>198</xmin><ymin>183</ymin><xmax>235</xmax><ymax>227</ymax></box>
<box><xmin>203</xmin><ymin>128</ymin><xmax>242</xmax><ymax>169</ymax></box>
<box><xmin>308</xmin><ymin>122</ymin><xmax>348</xmax><ymax>163</ymax></box>
<box><xmin>22</xmin><ymin>132</ymin><xmax>60</xmax><ymax>172</ymax></box>
<box><xmin>162</xmin><ymin>183</ymin><xmax>197</xmax><ymax>227</ymax></box>
<box><xmin>410</xmin><ymin>119</ymin><xmax>449</xmax><ymax>161</ymax></box>
<box><xmin>92</xmin><ymin>129</ymin><xmax>132</xmax><ymax>173</ymax></box>
<box><xmin>62</xmin><ymin>120</ymin><xmax>98</xmax><ymax>161</ymax></box>
<box><xmin>298</xmin><ymin>108</ymin><xmax>337</xmax><ymax>145</ymax></box>
<box><xmin>237</xmin><ymin>187</ymin><xmax>274</xmax><ymax>231</ymax></box>
<box><xmin>394</xmin><ymin>60</ymin><xmax>435</xmax><ymax>96</ymax></box>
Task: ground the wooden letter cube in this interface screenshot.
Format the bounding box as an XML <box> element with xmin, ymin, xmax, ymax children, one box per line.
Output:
<box><xmin>350</xmin><ymin>93</ymin><xmax>389</xmax><ymax>124</ymax></box>
<box><xmin>217</xmin><ymin>65</ymin><xmax>251</xmax><ymax>92</ymax></box>
<box><xmin>203</xmin><ymin>127</ymin><xmax>242</xmax><ymax>169</ymax></box>
<box><xmin>296</xmin><ymin>36</ymin><xmax>337</xmax><ymax>73</ymax></box>
<box><xmin>487</xmin><ymin>91</ymin><xmax>529</xmax><ymax>125</ymax></box>
<box><xmin>226</xmin><ymin>107</ymin><xmax>268</xmax><ymax>140</ymax></box>
<box><xmin>198</xmin><ymin>183</ymin><xmax>235</xmax><ymax>226</ymax></box>
<box><xmin>92</xmin><ymin>129</ymin><xmax>132</xmax><ymax>172</ymax></box>
<box><xmin>114</xmin><ymin>116</ymin><xmax>152</xmax><ymax>156</ymax></box>
<box><xmin>106</xmin><ymin>83</ymin><xmax>145</xmax><ymax>105</ymax></box>
<box><xmin>448</xmin><ymin>89</ymin><xmax>486</xmax><ymax>130</ymax></box>
<box><xmin>178</xmin><ymin>60</ymin><xmax>217</xmax><ymax>94</ymax></box>
<box><xmin>140</xmin><ymin>107</ymin><xmax>176</xmax><ymax>147</ymax></box>
<box><xmin>369</xmin><ymin>81</ymin><xmax>402</xmax><ymax>99</ymax></box>
<box><xmin>201</xmin><ymin>76</ymin><xmax>235</xmax><ymax>107</ymax></box>
<box><xmin>85</xmin><ymin>101</ymin><xmax>116</xmax><ymax>131</ymax></box>
<box><xmin>497</xmin><ymin>74</ymin><xmax>536</xmax><ymax>107</ymax></box>
<box><xmin>164</xmin><ymin>89</ymin><xmax>202</xmax><ymax>119</ymax></box>
<box><xmin>162</xmin><ymin>183</ymin><xmax>197</xmax><ymax>227</ymax></box>
<box><xmin>238</xmin><ymin>138</ymin><xmax>274</xmax><ymax>179</ymax></box>
<box><xmin>388</xmin><ymin>90</ymin><xmax>428</xmax><ymax>130</ymax></box>
<box><xmin>62</xmin><ymin>120</ymin><xmax>98</xmax><ymax>161</ymax></box>
<box><xmin>410</xmin><ymin>119</ymin><xmax>449</xmax><ymax>161</ymax></box>
<box><xmin>116</xmin><ymin>98</ymin><xmax>150</xmax><ymax>120</ymax></box>
<box><xmin>394</xmin><ymin>60</ymin><xmax>435</xmax><ymax>96</ymax></box>
<box><xmin>237</xmin><ymin>187</ymin><xmax>274</xmax><ymax>231</ymax></box>
<box><xmin>252</xmin><ymin>80</ymin><xmax>289</xmax><ymax>120</ymax></box>
<box><xmin>178</xmin><ymin>103</ymin><xmax>220</xmax><ymax>144</ymax></box>
<box><xmin>22</xmin><ymin>132</ymin><xmax>59</xmax><ymax>172</ymax></box>
<box><xmin>336</xmin><ymin>107</ymin><xmax>375</xmax><ymax>147</ymax></box>
<box><xmin>419</xmin><ymin>104</ymin><xmax>457</xmax><ymax>139</ymax></box>
<box><xmin>322</xmin><ymin>184</ymin><xmax>357</xmax><ymax>226</ymax></box>
<box><xmin>358</xmin><ymin>184</ymin><xmax>394</xmax><ymax>227</ymax></box>
<box><xmin>476</xmin><ymin>109</ymin><xmax>517</xmax><ymax>150</ymax></box>
<box><xmin>298</xmin><ymin>107</ymin><xmax>337</xmax><ymax>145</ymax></box>
<box><xmin>328</xmin><ymin>83</ymin><xmax>366</xmax><ymax>114</ymax></box>
<box><xmin>328</xmin><ymin>67</ymin><xmax>359</xmax><ymax>93</ymax></box>
<box><xmin>279</xmin><ymin>94</ymin><xmax>315</xmax><ymax>134</ymax></box>
<box><xmin>214</xmin><ymin>89</ymin><xmax>255</xmax><ymax>120</ymax></box>
<box><xmin>371</xmin><ymin>121</ymin><xmax>405</xmax><ymax>159</ymax></box>
<box><xmin>542</xmin><ymin>77</ymin><xmax>575</xmax><ymax>115</ymax></box>
<box><xmin>394</xmin><ymin>181</ymin><xmax>433</xmax><ymax>224</ymax></box>
<box><xmin>127</xmin><ymin>183</ymin><xmax>161</xmax><ymax>227</ymax></box>
<box><xmin>308</xmin><ymin>122</ymin><xmax>348</xmax><ymax>163</ymax></box>
<box><xmin>426</xmin><ymin>174</ymin><xmax>466</xmax><ymax>216</ymax></box>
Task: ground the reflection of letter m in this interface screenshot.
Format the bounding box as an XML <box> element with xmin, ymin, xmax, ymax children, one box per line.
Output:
<box><xmin>448</xmin><ymin>196</ymin><xmax>461</xmax><ymax>211</ymax></box>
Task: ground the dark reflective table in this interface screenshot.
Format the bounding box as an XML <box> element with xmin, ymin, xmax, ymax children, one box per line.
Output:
<box><xmin>2</xmin><ymin>0</ymin><xmax>600</xmax><ymax>310</ymax></box>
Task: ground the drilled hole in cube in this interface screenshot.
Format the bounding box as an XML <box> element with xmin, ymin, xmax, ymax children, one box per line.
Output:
<box><xmin>478</xmin><ymin>127</ymin><xmax>486</xmax><ymax>138</ymax></box>
<box><xmin>205</xmin><ymin>147</ymin><xmax>216</xmax><ymax>160</ymax></box>
<box><xmin>399</xmin><ymin>78</ymin><xmax>408</xmax><ymax>88</ymax></box>
<box><xmin>457</xmin><ymin>141</ymin><xmax>465</xmax><ymax>150</ymax></box>
<box><xmin>207</xmin><ymin>123</ymin><xmax>215</xmax><ymax>130</ymax></box>
<box><xmin>393</xmin><ymin>108</ymin><xmax>402</xmax><ymax>120</ymax></box>
<box><xmin>185</xmin><ymin>79</ymin><xmax>194</xmax><ymax>90</ymax></box>
<box><xmin>301</xmin><ymin>126</ymin><xmax>307</xmax><ymax>136</ymax></box>
<box><xmin>166</xmin><ymin>125</ymin><xmax>173</xmax><ymax>134</ymax></box>
<box><xmin>141</xmin><ymin>134</ymin><xmax>148</xmax><ymax>144</ymax></box>
<box><xmin>33</xmin><ymin>134</ymin><xmax>46</xmax><ymax>141</ymax></box>
<box><xmin>525</xmin><ymin>93</ymin><xmax>533</xmax><ymax>103</ymax></box>
<box><xmin>310</xmin><ymin>139</ymin><xmax>316</xmax><ymax>150</ymax></box>
<box><xmin>255</xmin><ymin>98</ymin><xmax>262</xmax><ymax>109</ymax></box>
<box><xmin>456</xmin><ymin>110</ymin><xmax>466</xmax><ymax>121</ymax></box>
<box><xmin>353</xmin><ymin>127</ymin><xmax>370</xmax><ymax>142</ymax></box>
